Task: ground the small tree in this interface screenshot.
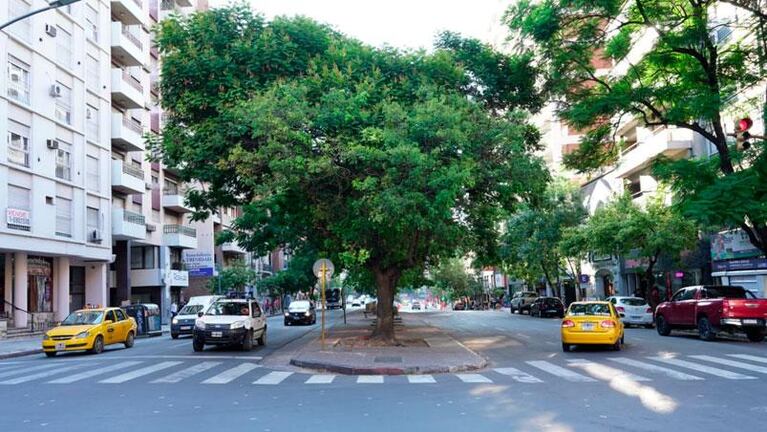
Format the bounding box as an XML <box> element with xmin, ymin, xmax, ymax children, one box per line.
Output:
<box><xmin>208</xmin><ymin>260</ymin><xmax>256</xmax><ymax>294</ymax></box>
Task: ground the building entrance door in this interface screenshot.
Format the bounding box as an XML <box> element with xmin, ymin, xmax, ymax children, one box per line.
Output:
<box><xmin>70</xmin><ymin>267</ymin><xmax>85</xmax><ymax>312</ymax></box>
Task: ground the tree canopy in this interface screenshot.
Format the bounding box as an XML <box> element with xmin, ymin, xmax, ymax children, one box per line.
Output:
<box><xmin>155</xmin><ymin>5</ymin><xmax>548</xmax><ymax>342</ymax></box>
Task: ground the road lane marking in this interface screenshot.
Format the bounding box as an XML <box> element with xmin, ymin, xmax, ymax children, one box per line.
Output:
<box><xmin>566</xmin><ymin>359</ymin><xmax>651</xmax><ymax>382</ymax></box>
<box><xmin>690</xmin><ymin>355</ymin><xmax>767</xmax><ymax>374</ymax></box>
<box><xmin>526</xmin><ymin>361</ymin><xmax>597</xmax><ymax>382</ymax></box>
<box><xmin>608</xmin><ymin>358</ymin><xmax>703</xmax><ymax>381</ymax></box>
<box><xmin>99</xmin><ymin>361</ymin><xmax>183</xmax><ymax>383</ymax></box>
<box><xmin>493</xmin><ymin>367</ymin><xmax>542</xmax><ymax>383</ymax></box>
<box><xmin>648</xmin><ymin>357</ymin><xmax>757</xmax><ymax>380</ymax></box>
<box><xmin>305</xmin><ymin>374</ymin><xmax>336</xmax><ymax>384</ymax></box>
<box><xmin>202</xmin><ymin>363</ymin><xmax>260</xmax><ymax>384</ymax></box>
<box><xmin>107</xmin><ymin>355</ymin><xmax>262</xmax><ymax>360</ymax></box>
<box><xmin>253</xmin><ymin>371</ymin><xmax>293</xmax><ymax>385</ymax></box>
<box><xmin>0</xmin><ymin>363</ymin><xmax>63</xmax><ymax>379</ymax></box>
<box><xmin>0</xmin><ymin>364</ymin><xmax>26</xmax><ymax>373</ymax></box>
<box><xmin>356</xmin><ymin>375</ymin><xmax>384</xmax><ymax>384</ymax></box>
<box><xmin>494</xmin><ymin>327</ymin><xmax>506</xmax><ymax>332</ymax></box>
<box><xmin>48</xmin><ymin>361</ymin><xmax>143</xmax><ymax>384</ymax></box>
<box><xmin>407</xmin><ymin>375</ymin><xmax>436</xmax><ymax>384</ymax></box>
<box><xmin>151</xmin><ymin>361</ymin><xmax>222</xmax><ymax>383</ymax></box>
<box><xmin>728</xmin><ymin>354</ymin><xmax>767</xmax><ymax>365</ymax></box>
<box><xmin>515</xmin><ymin>333</ymin><xmax>531</xmax><ymax>339</ymax></box>
<box><xmin>455</xmin><ymin>374</ymin><xmax>493</xmax><ymax>383</ymax></box>
<box><xmin>0</xmin><ymin>364</ymin><xmax>85</xmax><ymax>385</ymax></box>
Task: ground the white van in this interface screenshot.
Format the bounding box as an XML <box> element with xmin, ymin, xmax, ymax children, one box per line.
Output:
<box><xmin>171</xmin><ymin>295</ymin><xmax>223</xmax><ymax>339</ymax></box>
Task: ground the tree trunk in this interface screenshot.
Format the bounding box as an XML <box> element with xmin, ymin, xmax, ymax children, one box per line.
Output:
<box><xmin>371</xmin><ymin>267</ymin><xmax>400</xmax><ymax>344</ymax></box>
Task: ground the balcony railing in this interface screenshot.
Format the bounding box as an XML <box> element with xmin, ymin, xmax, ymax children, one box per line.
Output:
<box><xmin>163</xmin><ymin>186</ymin><xmax>184</xmax><ymax>195</ymax></box>
<box><xmin>123</xmin><ymin>210</ymin><xmax>146</xmax><ymax>225</ymax></box>
<box><xmin>122</xmin><ymin>69</ymin><xmax>143</xmax><ymax>92</ymax></box>
<box><xmin>164</xmin><ymin>224</ymin><xmax>196</xmax><ymax>237</ymax></box>
<box><xmin>122</xmin><ymin>116</ymin><xmax>143</xmax><ymax>134</ymax></box>
<box><xmin>122</xmin><ymin>26</ymin><xmax>143</xmax><ymax>50</ymax></box>
<box><xmin>122</xmin><ymin>162</ymin><xmax>144</xmax><ymax>180</ymax></box>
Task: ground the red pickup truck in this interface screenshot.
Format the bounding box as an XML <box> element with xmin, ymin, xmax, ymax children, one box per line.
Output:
<box><xmin>655</xmin><ymin>285</ymin><xmax>767</xmax><ymax>342</ymax></box>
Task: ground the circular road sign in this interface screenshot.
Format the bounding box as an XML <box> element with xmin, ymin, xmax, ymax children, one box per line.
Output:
<box><xmin>312</xmin><ymin>259</ymin><xmax>335</xmax><ymax>278</ymax></box>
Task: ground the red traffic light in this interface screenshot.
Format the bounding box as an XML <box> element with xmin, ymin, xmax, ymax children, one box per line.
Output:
<box><xmin>738</xmin><ymin>117</ymin><xmax>753</xmax><ymax>132</ymax></box>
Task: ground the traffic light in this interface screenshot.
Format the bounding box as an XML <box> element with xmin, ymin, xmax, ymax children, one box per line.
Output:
<box><xmin>735</xmin><ymin>117</ymin><xmax>753</xmax><ymax>150</ymax></box>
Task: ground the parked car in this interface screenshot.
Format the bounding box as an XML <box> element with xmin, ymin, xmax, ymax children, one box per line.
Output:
<box><xmin>510</xmin><ymin>291</ymin><xmax>538</xmax><ymax>314</ymax></box>
<box><xmin>43</xmin><ymin>307</ymin><xmax>136</xmax><ymax>357</ymax></box>
<box><xmin>284</xmin><ymin>300</ymin><xmax>316</xmax><ymax>326</ymax></box>
<box><xmin>606</xmin><ymin>296</ymin><xmax>654</xmax><ymax>328</ymax></box>
<box><xmin>193</xmin><ymin>296</ymin><xmax>267</xmax><ymax>351</ymax></box>
<box><xmin>411</xmin><ymin>301</ymin><xmax>422</xmax><ymax>311</ymax></box>
<box><xmin>171</xmin><ymin>295</ymin><xmax>224</xmax><ymax>339</ymax></box>
<box><xmin>453</xmin><ymin>301</ymin><xmax>466</xmax><ymax>311</ymax></box>
<box><xmin>655</xmin><ymin>285</ymin><xmax>767</xmax><ymax>342</ymax></box>
<box><xmin>530</xmin><ymin>297</ymin><xmax>565</xmax><ymax>318</ymax></box>
<box><xmin>561</xmin><ymin>301</ymin><xmax>624</xmax><ymax>352</ymax></box>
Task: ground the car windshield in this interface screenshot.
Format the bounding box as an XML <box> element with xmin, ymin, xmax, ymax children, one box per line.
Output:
<box><xmin>705</xmin><ymin>286</ymin><xmax>752</xmax><ymax>299</ymax></box>
<box><xmin>179</xmin><ymin>304</ymin><xmax>204</xmax><ymax>315</ymax></box>
<box><xmin>289</xmin><ymin>301</ymin><xmax>311</xmax><ymax>311</ymax></box>
<box><xmin>207</xmin><ymin>302</ymin><xmax>249</xmax><ymax>316</ymax></box>
<box><xmin>568</xmin><ymin>303</ymin><xmax>611</xmax><ymax>316</ymax></box>
<box><xmin>620</xmin><ymin>298</ymin><xmax>647</xmax><ymax>306</ymax></box>
<box><xmin>61</xmin><ymin>311</ymin><xmax>104</xmax><ymax>326</ymax></box>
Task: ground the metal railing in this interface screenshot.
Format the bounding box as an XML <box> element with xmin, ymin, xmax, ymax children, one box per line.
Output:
<box><xmin>122</xmin><ymin>162</ymin><xmax>144</xmax><ymax>180</ymax></box>
<box><xmin>164</xmin><ymin>224</ymin><xmax>196</xmax><ymax>237</ymax></box>
<box><xmin>121</xmin><ymin>25</ymin><xmax>143</xmax><ymax>50</ymax></box>
<box><xmin>122</xmin><ymin>116</ymin><xmax>143</xmax><ymax>134</ymax></box>
<box><xmin>121</xmin><ymin>69</ymin><xmax>143</xmax><ymax>92</ymax></box>
<box><xmin>163</xmin><ymin>186</ymin><xmax>184</xmax><ymax>195</ymax></box>
<box><xmin>122</xmin><ymin>210</ymin><xmax>146</xmax><ymax>225</ymax></box>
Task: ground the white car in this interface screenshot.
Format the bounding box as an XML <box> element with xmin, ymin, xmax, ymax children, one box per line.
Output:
<box><xmin>607</xmin><ymin>296</ymin><xmax>654</xmax><ymax>328</ymax></box>
<box><xmin>171</xmin><ymin>295</ymin><xmax>223</xmax><ymax>339</ymax></box>
<box><xmin>193</xmin><ymin>297</ymin><xmax>267</xmax><ymax>351</ymax></box>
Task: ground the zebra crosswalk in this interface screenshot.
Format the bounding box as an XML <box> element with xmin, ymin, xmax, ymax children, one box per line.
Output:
<box><xmin>0</xmin><ymin>353</ymin><xmax>765</xmax><ymax>387</ymax></box>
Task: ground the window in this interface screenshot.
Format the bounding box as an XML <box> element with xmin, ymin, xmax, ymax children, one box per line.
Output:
<box><xmin>87</xmin><ymin>206</ymin><xmax>100</xmax><ymax>239</ymax></box>
<box><xmin>7</xmin><ymin>57</ymin><xmax>30</xmax><ymax>104</ymax></box>
<box><xmin>114</xmin><ymin>309</ymin><xmax>126</xmax><ymax>321</ymax></box>
<box><xmin>86</xmin><ymin>55</ymin><xmax>99</xmax><ymax>91</ymax></box>
<box><xmin>56</xmin><ymin>197</ymin><xmax>72</xmax><ymax>237</ymax></box>
<box><xmin>105</xmin><ymin>310</ymin><xmax>116</xmax><ymax>323</ymax></box>
<box><xmin>7</xmin><ymin>185</ymin><xmax>31</xmax><ymax>231</ymax></box>
<box><xmin>85</xmin><ymin>4</ymin><xmax>98</xmax><ymax>42</ymax></box>
<box><xmin>7</xmin><ymin>0</ymin><xmax>31</xmax><ymax>42</ymax></box>
<box><xmin>86</xmin><ymin>155</ymin><xmax>99</xmax><ymax>191</ymax></box>
<box><xmin>55</xmin><ymin>82</ymin><xmax>72</xmax><ymax>125</ymax></box>
<box><xmin>56</xmin><ymin>26</ymin><xmax>73</xmax><ymax>69</ymax></box>
<box><xmin>164</xmin><ymin>179</ymin><xmax>178</xmax><ymax>195</ymax></box>
<box><xmin>7</xmin><ymin>121</ymin><xmax>30</xmax><ymax>167</ymax></box>
<box><xmin>55</xmin><ymin>141</ymin><xmax>72</xmax><ymax>181</ymax></box>
<box><xmin>130</xmin><ymin>246</ymin><xmax>157</xmax><ymax>270</ymax></box>
<box><xmin>86</xmin><ymin>104</ymin><xmax>99</xmax><ymax>140</ymax></box>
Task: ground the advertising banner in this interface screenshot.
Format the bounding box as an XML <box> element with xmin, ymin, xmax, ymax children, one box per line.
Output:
<box><xmin>182</xmin><ymin>251</ymin><xmax>214</xmax><ymax>277</ymax></box>
<box><xmin>711</xmin><ymin>230</ymin><xmax>762</xmax><ymax>261</ymax></box>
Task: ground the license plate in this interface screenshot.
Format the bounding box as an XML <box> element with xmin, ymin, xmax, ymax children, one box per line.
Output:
<box><xmin>180</xmin><ymin>326</ymin><xmax>191</xmax><ymax>330</ymax></box>
<box><xmin>743</xmin><ymin>319</ymin><xmax>759</xmax><ymax>325</ymax></box>
<box><xmin>581</xmin><ymin>323</ymin><xmax>594</xmax><ymax>331</ymax></box>
<box><xmin>211</xmin><ymin>331</ymin><xmax>223</xmax><ymax>338</ymax></box>
<box><xmin>631</xmin><ymin>316</ymin><xmax>642</xmax><ymax>319</ymax></box>
<box><xmin>55</xmin><ymin>342</ymin><xmax>66</xmax><ymax>351</ymax></box>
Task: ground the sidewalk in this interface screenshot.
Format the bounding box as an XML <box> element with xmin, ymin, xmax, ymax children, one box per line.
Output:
<box><xmin>289</xmin><ymin>312</ymin><xmax>487</xmax><ymax>375</ymax></box>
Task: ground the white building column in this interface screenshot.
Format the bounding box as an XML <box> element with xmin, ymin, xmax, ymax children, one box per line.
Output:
<box><xmin>85</xmin><ymin>263</ymin><xmax>108</xmax><ymax>308</ymax></box>
<box><xmin>13</xmin><ymin>253</ymin><xmax>28</xmax><ymax>328</ymax></box>
<box><xmin>3</xmin><ymin>254</ymin><xmax>12</xmax><ymax>308</ymax></box>
<box><xmin>55</xmin><ymin>257</ymin><xmax>70</xmax><ymax>321</ymax></box>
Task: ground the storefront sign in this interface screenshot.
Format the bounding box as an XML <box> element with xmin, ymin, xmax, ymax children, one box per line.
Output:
<box><xmin>182</xmin><ymin>251</ymin><xmax>214</xmax><ymax>277</ymax></box>
<box><xmin>711</xmin><ymin>230</ymin><xmax>763</xmax><ymax>260</ymax></box>
<box><xmin>590</xmin><ymin>252</ymin><xmax>612</xmax><ymax>262</ymax></box>
<box><xmin>494</xmin><ymin>273</ymin><xmax>504</xmax><ymax>288</ymax></box>
<box><xmin>712</xmin><ymin>258</ymin><xmax>767</xmax><ymax>272</ymax></box>
<box><xmin>6</xmin><ymin>208</ymin><xmax>30</xmax><ymax>228</ymax></box>
<box><xmin>168</xmin><ymin>270</ymin><xmax>189</xmax><ymax>287</ymax></box>
<box><xmin>578</xmin><ymin>274</ymin><xmax>590</xmax><ymax>284</ymax></box>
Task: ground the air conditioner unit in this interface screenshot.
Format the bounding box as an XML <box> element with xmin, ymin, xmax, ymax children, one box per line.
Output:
<box><xmin>49</xmin><ymin>84</ymin><xmax>62</xmax><ymax>97</ymax></box>
<box><xmin>45</xmin><ymin>24</ymin><xmax>57</xmax><ymax>37</ymax></box>
<box><xmin>145</xmin><ymin>182</ymin><xmax>153</xmax><ymax>190</ymax></box>
<box><xmin>146</xmin><ymin>224</ymin><xmax>157</xmax><ymax>232</ymax></box>
<box><xmin>9</xmin><ymin>88</ymin><xmax>19</xmax><ymax>98</ymax></box>
<box><xmin>90</xmin><ymin>229</ymin><xmax>103</xmax><ymax>243</ymax></box>
<box><xmin>46</xmin><ymin>139</ymin><xmax>59</xmax><ymax>150</ymax></box>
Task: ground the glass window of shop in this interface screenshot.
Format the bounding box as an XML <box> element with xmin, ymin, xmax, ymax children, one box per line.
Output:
<box><xmin>131</xmin><ymin>246</ymin><xmax>157</xmax><ymax>270</ymax></box>
<box><xmin>27</xmin><ymin>256</ymin><xmax>53</xmax><ymax>313</ymax></box>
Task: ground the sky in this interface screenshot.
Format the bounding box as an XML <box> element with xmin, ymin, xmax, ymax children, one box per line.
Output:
<box><xmin>207</xmin><ymin>0</ymin><xmax>511</xmax><ymax>51</ymax></box>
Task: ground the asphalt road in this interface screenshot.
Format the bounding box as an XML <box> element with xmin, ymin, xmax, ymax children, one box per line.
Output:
<box><xmin>1</xmin><ymin>308</ymin><xmax>766</xmax><ymax>432</ymax></box>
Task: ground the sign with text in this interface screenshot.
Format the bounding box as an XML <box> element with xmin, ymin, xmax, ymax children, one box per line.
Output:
<box><xmin>711</xmin><ymin>230</ymin><xmax>762</xmax><ymax>261</ymax></box>
<box><xmin>183</xmin><ymin>251</ymin><xmax>214</xmax><ymax>277</ymax></box>
<box><xmin>6</xmin><ymin>208</ymin><xmax>30</xmax><ymax>228</ymax></box>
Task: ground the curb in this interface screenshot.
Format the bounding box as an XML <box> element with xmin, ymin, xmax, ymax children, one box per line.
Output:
<box><xmin>0</xmin><ymin>348</ymin><xmax>43</xmax><ymax>360</ymax></box>
<box><xmin>289</xmin><ymin>357</ymin><xmax>488</xmax><ymax>376</ymax></box>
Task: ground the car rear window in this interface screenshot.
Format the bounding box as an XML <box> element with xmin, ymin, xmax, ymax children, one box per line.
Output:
<box><xmin>544</xmin><ymin>298</ymin><xmax>562</xmax><ymax>305</ymax></box>
<box><xmin>620</xmin><ymin>298</ymin><xmax>647</xmax><ymax>306</ymax></box>
<box><xmin>705</xmin><ymin>286</ymin><xmax>750</xmax><ymax>299</ymax></box>
<box><xmin>568</xmin><ymin>303</ymin><xmax>611</xmax><ymax>316</ymax></box>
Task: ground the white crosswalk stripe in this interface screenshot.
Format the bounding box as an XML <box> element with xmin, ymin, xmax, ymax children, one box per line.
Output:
<box><xmin>0</xmin><ymin>364</ymin><xmax>85</xmax><ymax>385</ymax></box>
<box><xmin>99</xmin><ymin>361</ymin><xmax>183</xmax><ymax>384</ymax></box>
<box><xmin>566</xmin><ymin>359</ymin><xmax>652</xmax><ymax>382</ymax></box>
<box><xmin>202</xmin><ymin>363</ymin><xmax>260</xmax><ymax>384</ymax></box>
<box><xmin>356</xmin><ymin>375</ymin><xmax>384</xmax><ymax>384</ymax></box>
<box><xmin>526</xmin><ymin>360</ymin><xmax>597</xmax><ymax>382</ymax></box>
<box><xmin>455</xmin><ymin>373</ymin><xmax>493</xmax><ymax>383</ymax></box>
<box><xmin>407</xmin><ymin>375</ymin><xmax>436</xmax><ymax>384</ymax></box>
<box><xmin>49</xmin><ymin>361</ymin><xmax>143</xmax><ymax>384</ymax></box>
<box><xmin>648</xmin><ymin>357</ymin><xmax>757</xmax><ymax>380</ymax></box>
<box><xmin>151</xmin><ymin>361</ymin><xmax>222</xmax><ymax>383</ymax></box>
<box><xmin>690</xmin><ymin>355</ymin><xmax>767</xmax><ymax>374</ymax></box>
<box><xmin>608</xmin><ymin>358</ymin><xmax>703</xmax><ymax>381</ymax></box>
<box><xmin>305</xmin><ymin>374</ymin><xmax>336</xmax><ymax>384</ymax></box>
<box><xmin>493</xmin><ymin>367</ymin><xmax>542</xmax><ymax>383</ymax></box>
<box><xmin>728</xmin><ymin>354</ymin><xmax>767</xmax><ymax>365</ymax></box>
<box><xmin>253</xmin><ymin>371</ymin><xmax>293</xmax><ymax>385</ymax></box>
<box><xmin>0</xmin><ymin>363</ymin><xmax>63</xmax><ymax>379</ymax></box>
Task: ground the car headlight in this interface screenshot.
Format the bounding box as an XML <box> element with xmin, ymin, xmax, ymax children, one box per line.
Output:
<box><xmin>172</xmin><ymin>317</ymin><xmax>179</xmax><ymax>324</ymax></box>
<box><xmin>43</xmin><ymin>333</ymin><xmax>50</xmax><ymax>340</ymax></box>
<box><xmin>304</xmin><ymin>311</ymin><xmax>311</xmax><ymax>316</ymax></box>
<box><xmin>75</xmin><ymin>331</ymin><xmax>90</xmax><ymax>339</ymax></box>
<box><xmin>284</xmin><ymin>312</ymin><xmax>290</xmax><ymax>317</ymax></box>
<box><xmin>195</xmin><ymin>320</ymin><xmax>206</xmax><ymax>330</ymax></box>
<box><xmin>230</xmin><ymin>321</ymin><xmax>246</xmax><ymax>330</ymax></box>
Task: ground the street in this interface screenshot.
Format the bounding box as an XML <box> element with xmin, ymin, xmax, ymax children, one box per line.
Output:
<box><xmin>1</xmin><ymin>309</ymin><xmax>766</xmax><ymax>431</ymax></box>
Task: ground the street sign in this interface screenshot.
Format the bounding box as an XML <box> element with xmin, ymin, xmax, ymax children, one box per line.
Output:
<box><xmin>313</xmin><ymin>259</ymin><xmax>334</xmax><ymax>278</ymax></box>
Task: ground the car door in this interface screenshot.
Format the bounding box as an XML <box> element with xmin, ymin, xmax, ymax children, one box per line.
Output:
<box><xmin>104</xmin><ymin>310</ymin><xmax>117</xmax><ymax>345</ymax></box>
<box><xmin>114</xmin><ymin>309</ymin><xmax>130</xmax><ymax>341</ymax></box>
<box><xmin>251</xmin><ymin>302</ymin><xmax>265</xmax><ymax>337</ymax></box>
<box><xmin>668</xmin><ymin>288</ymin><xmax>696</xmax><ymax>326</ymax></box>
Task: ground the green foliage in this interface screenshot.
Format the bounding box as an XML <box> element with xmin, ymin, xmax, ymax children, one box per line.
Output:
<box><xmin>428</xmin><ymin>258</ymin><xmax>483</xmax><ymax>301</ymax></box>
<box><xmin>257</xmin><ymin>247</ymin><xmax>318</xmax><ymax>297</ymax></box>
<box><xmin>208</xmin><ymin>260</ymin><xmax>256</xmax><ymax>294</ymax></box>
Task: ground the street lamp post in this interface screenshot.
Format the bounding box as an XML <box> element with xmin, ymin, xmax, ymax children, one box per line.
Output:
<box><xmin>0</xmin><ymin>1</ymin><xmax>82</xmax><ymax>32</ymax></box>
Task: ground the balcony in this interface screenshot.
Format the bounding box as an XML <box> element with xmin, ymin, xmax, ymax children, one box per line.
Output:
<box><xmin>176</xmin><ymin>0</ymin><xmax>193</xmax><ymax>7</ymax></box>
<box><xmin>614</xmin><ymin>127</ymin><xmax>694</xmax><ymax>178</ymax></box>
<box><xmin>111</xmin><ymin>113</ymin><xmax>145</xmax><ymax>152</ymax></box>
<box><xmin>131</xmin><ymin>268</ymin><xmax>162</xmax><ymax>287</ymax></box>
<box><xmin>111</xmin><ymin>159</ymin><xmax>145</xmax><ymax>195</ymax></box>
<box><xmin>111</xmin><ymin>68</ymin><xmax>144</xmax><ymax>109</ymax></box>
<box><xmin>163</xmin><ymin>224</ymin><xmax>197</xmax><ymax>249</ymax></box>
<box><xmin>111</xmin><ymin>0</ymin><xmax>146</xmax><ymax>26</ymax></box>
<box><xmin>221</xmin><ymin>241</ymin><xmax>247</xmax><ymax>255</ymax></box>
<box><xmin>162</xmin><ymin>189</ymin><xmax>192</xmax><ymax>213</ymax></box>
<box><xmin>111</xmin><ymin>22</ymin><xmax>145</xmax><ymax>67</ymax></box>
<box><xmin>112</xmin><ymin>209</ymin><xmax>146</xmax><ymax>240</ymax></box>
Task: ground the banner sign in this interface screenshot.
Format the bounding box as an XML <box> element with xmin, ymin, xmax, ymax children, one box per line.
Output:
<box><xmin>183</xmin><ymin>251</ymin><xmax>214</xmax><ymax>277</ymax></box>
<box><xmin>711</xmin><ymin>230</ymin><xmax>763</xmax><ymax>261</ymax></box>
<box><xmin>6</xmin><ymin>208</ymin><xmax>30</xmax><ymax>228</ymax></box>
<box><xmin>712</xmin><ymin>258</ymin><xmax>767</xmax><ymax>272</ymax></box>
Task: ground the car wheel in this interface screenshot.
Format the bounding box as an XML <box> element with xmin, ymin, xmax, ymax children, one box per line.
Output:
<box><xmin>124</xmin><ymin>331</ymin><xmax>135</xmax><ymax>348</ymax></box>
<box><xmin>89</xmin><ymin>335</ymin><xmax>104</xmax><ymax>354</ymax></box>
<box><xmin>562</xmin><ymin>343</ymin><xmax>570</xmax><ymax>352</ymax></box>
<box><xmin>655</xmin><ymin>315</ymin><xmax>671</xmax><ymax>336</ymax></box>
<box><xmin>284</xmin><ymin>320</ymin><xmax>289</xmax><ymax>326</ymax></box>
<box><xmin>697</xmin><ymin>316</ymin><xmax>716</xmax><ymax>341</ymax></box>
<box><xmin>242</xmin><ymin>330</ymin><xmax>254</xmax><ymax>351</ymax></box>
<box><xmin>745</xmin><ymin>329</ymin><xmax>765</xmax><ymax>342</ymax></box>
<box><xmin>621</xmin><ymin>334</ymin><xmax>625</xmax><ymax>345</ymax></box>
<box><xmin>171</xmin><ymin>333</ymin><xmax>179</xmax><ymax>339</ymax></box>
<box><xmin>257</xmin><ymin>329</ymin><xmax>267</xmax><ymax>346</ymax></box>
<box><xmin>193</xmin><ymin>339</ymin><xmax>204</xmax><ymax>352</ymax></box>
<box><xmin>612</xmin><ymin>340</ymin><xmax>622</xmax><ymax>351</ymax></box>
<box><xmin>45</xmin><ymin>351</ymin><xmax>56</xmax><ymax>358</ymax></box>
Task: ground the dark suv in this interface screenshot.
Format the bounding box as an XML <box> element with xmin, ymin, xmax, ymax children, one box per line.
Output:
<box><xmin>530</xmin><ymin>297</ymin><xmax>565</xmax><ymax>318</ymax></box>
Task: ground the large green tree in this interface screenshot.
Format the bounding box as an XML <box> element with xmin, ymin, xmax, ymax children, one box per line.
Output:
<box><xmin>506</xmin><ymin>0</ymin><xmax>767</xmax><ymax>254</ymax></box>
<box><xmin>428</xmin><ymin>258</ymin><xmax>483</xmax><ymax>301</ymax></box>
<box><xmin>154</xmin><ymin>6</ymin><xmax>546</xmax><ymax>342</ymax></box>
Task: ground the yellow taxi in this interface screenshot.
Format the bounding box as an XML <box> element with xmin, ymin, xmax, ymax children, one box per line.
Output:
<box><xmin>561</xmin><ymin>301</ymin><xmax>624</xmax><ymax>352</ymax></box>
<box><xmin>42</xmin><ymin>307</ymin><xmax>137</xmax><ymax>357</ymax></box>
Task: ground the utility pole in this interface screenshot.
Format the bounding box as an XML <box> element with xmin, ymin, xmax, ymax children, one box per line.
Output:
<box><xmin>1</xmin><ymin>1</ymin><xmax>82</xmax><ymax>31</ymax></box>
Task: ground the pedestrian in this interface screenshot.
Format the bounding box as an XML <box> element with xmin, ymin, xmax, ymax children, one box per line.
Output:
<box><xmin>170</xmin><ymin>301</ymin><xmax>178</xmax><ymax>319</ymax></box>
<box><xmin>264</xmin><ymin>297</ymin><xmax>272</xmax><ymax>316</ymax></box>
